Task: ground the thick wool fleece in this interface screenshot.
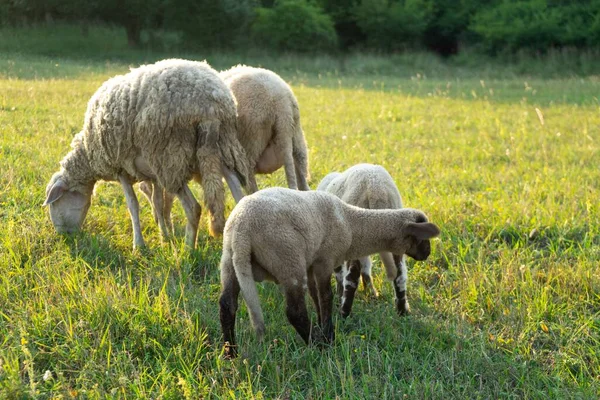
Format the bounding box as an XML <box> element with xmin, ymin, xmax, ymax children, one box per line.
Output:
<box><xmin>220</xmin><ymin>65</ymin><xmax>309</xmax><ymax>190</ymax></box>
<box><xmin>57</xmin><ymin>58</ymin><xmax>249</xmax><ymax>234</ymax></box>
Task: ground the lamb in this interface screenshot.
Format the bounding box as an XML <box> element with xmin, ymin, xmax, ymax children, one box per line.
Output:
<box><xmin>44</xmin><ymin>59</ymin><xmax>251</xmax><ymax>250</ymax></box>
<box><xmin>218</xmin><ymin>187</ymin><xmax>440</xmax><ymax>357</ymax></box>
<box><xmin>140</xmin><ymin>65</ymin><xmax>311</xmax><ymax>241</ymax></box>
<box><xmin>317</xmin><ymin>164</ymin><xmax>410</xmax><ymax>317</ymax></box>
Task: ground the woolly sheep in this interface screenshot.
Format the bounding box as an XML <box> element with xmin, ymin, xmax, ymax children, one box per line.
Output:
<box><xmin>44</xmin><ymin>59</ymin><xmax>251</xmax><ymax>250</ymax></box>
<box><xmin>317</xmin><ymin>164</ymin><xmax>410</xmax><ymax>317</ymax></box>
<box><xmin>218</xmin><ymin>187</ymin><xmax>440</xmax><ymax>357</ymax></box>
<box><xmin>141</xmin><ymin>65</ymin><xmax>311</xmax><ymax>241</ymax></box>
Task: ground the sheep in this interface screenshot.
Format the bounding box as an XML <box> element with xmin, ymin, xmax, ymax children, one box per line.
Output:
<box><xmin>220</xmin><ymin>65</ymin><xmax>310</xmax><ymax>192</ymax></box>
<box><xmin>44</xmin><ymin>59</ymin><xmax>251</xmax><ymax>250</ymax></box>
<box><xmin>218</xmin><ymin>187</ymin><xmax>440</xmax><ymax>357</ymax></box>
<box><xmin>140</xmin><ymin>65</ymin><xmax>311</xmax><ymax>242</ymax></box>
<box><xmin>317</xmin><ymin>164</ymin><xmax>411</xmax><ymax>317</ymax></box>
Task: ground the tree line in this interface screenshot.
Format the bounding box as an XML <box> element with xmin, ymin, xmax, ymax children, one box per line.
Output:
<box><xmin>1</xmin><ymin>0</ymin><xmax>599</xmax><ymax>55</ymax></box>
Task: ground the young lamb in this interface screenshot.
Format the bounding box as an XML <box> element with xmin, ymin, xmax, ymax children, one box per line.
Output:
<box><xmin>219</xmin><ymin>187</ymin><xmax>440</xmax><ymax>357</ymax></box>
<box><xmin>317</xmin><ymin>164</ymin><xmax>410</xmax><ymax>317</ymax></box>
<box><xmin>140</xmin><ymin>65</ymin><xmax>311</xmax><ymax>241</ymax></box>
<box><xmin>44</xmin><ymin>59</ymin><xmax>251</xmax><ymax>250</ymax></box>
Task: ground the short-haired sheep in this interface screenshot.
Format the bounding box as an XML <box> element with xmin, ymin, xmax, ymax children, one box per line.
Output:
<box><xmin>317</xmin><ymin>163</ymin><xmax>410</xmax><ymax>317</ymax></box>
<box><xmin>44</xmin><ymin>59</ymin><xmax>251</xmax><ymax>249</ymax></box>
<box><xmin>218</xmin><ymin>187</ymin><xmax>440</xmax><ymax>357</ymax></box>
<box><xmin>140</xmin><ymin>65</ymin><xmax>311</xmax><ymax>242</ymax></box>
<box><xmin>220</xmin><ymin>65</ymin><xmax>310</xmax><ymax>192</ymax></box>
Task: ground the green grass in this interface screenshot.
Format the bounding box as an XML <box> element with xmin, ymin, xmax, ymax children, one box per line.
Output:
<box><xmin>1</xmin><ymin>24</ymin><xmax>600</xmax><ymax>398</ymax></box>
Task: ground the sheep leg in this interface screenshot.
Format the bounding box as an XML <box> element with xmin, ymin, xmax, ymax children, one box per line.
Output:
<box><xmin>152</xmin><ymin>183</ymin><xmax>172</xmax><ymax>241</ymax></box>
<box><xmin>247</xmin><ymin>172</ymin><xmax>259</xmax><ymax>194</ymax></box>
<box><xmin>283</xmin><ymin>286</ymin><xmax>312</xmax><ymax>344</ymax></box>
<box><xmin>314</xmin><ymin>269</ymin><xmax>335</xmax><ymax>343</ymax></box>
<box><xmin>393</xmin><ymin>254</ymin><xmax>410</xmax><ymax>315</ymax></box>
<box><xmin>175</xmin><ymin>183</ymin><xmax>201</xmax><ymax>249</ymax></box>
<box><xmin>219</xmin><ymin>250</ymin><xmax>240</xmax><ymax>358</ymax></box>
<box><xmin>221</xmin><ymin>164</ymin><xmax>245</xmax><ymax>203</ymax></box>
<box><xmin>359</xmin><ymin>256</ymin><xmax>378</xmax><ymax>297</ymax></box>
<box><xmin>119</xmin><ymin>175</ymin><xmax>145</xmax><ymax>249</ymax></box>
<box><xmin>340</xmin><ymin>260</ymin><xmax>361</xmax><ymax>318</ymax></box>
<box><xmin>162</xmin><ymin>189</ymin><xmax>175</xmax><ymax>235</ymax></box>
<box><xmin>334</xmin><ymin>265</ymin><xmax>344</xmax><ymax>298</ymax></box>
<box><xmin>307</xmin><ymin>270</ymin><xmax>322</xmax><ymax>325</ymax></box>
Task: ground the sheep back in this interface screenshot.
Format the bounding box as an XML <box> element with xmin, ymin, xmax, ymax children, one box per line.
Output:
<box><xmin>318</xmin><ymin>164</ymin><xmax>402</xmax><ymax>210</ymax></box>
<box><xmin>80</xmin><ymin>59</ymin><xmax>238</xmax><ymax>193</ymax></box>
<box><xmin>220</xmin><ymin>65</ymin><xmax>301</xmax><ymax>165</ymax></box>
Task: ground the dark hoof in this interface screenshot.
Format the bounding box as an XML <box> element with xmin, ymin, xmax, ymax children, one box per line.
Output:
<box><xmin>396</xmin><ymin>302</ymin><xmax>411</xmax><ymax>316</ymax></box>
<box><xmin>222</xmin><ymin>342</ymin><xmax>238</xmax><ymax>359</ymax></box>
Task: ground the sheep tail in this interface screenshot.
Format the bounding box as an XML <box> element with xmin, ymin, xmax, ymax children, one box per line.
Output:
<box><xmin>218</xmin><ymin>120</ymin><xmax>251</xmax><ymax>190</ymax></box>
<box><xmin>292</xmin><ymin>112</ymin><xmax>310</xmax><ymax>188</ymax></box>
<box><xmin>231</xmin><ymin>232</ymin><xmax>266</xmax><ymax>339</ymax></box>
<box><xmin>196</xmin><ymin>128</ymin><xmax>226</xmax><ymax>236</ymax></box>
<box><xmin>380</xmin><ymin>252</ymin><xmax>398</xmax><ymax>281</ymax></box>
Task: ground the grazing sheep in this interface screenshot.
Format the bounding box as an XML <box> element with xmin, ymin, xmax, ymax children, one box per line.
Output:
<box><xmin>220</xmin><ymin>65</ymin><xmax>310</xmax><ymax>192</ymax></box>
<box><xmin>141</xmin><ymin>65</ymin><xmax>311</xmax><ymax>242</ymax></box>
<box><xmin>219</xmin><ymin>187</ymin><xmax>440</xmax><ymax>357</ymax></box>
<box><xmin>44</xmin><ymin>59</ymin><xmax>251</xmax><ymax>249</ymax></box>
<box><xmin>317</xmin><ymin>164</ymin><xmax>410</xmax><ymax>317</ymax></box>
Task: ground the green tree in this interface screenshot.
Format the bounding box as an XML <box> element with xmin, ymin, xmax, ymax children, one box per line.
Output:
<box><xmin>164</xmin><ymin>0</ymin><xmax>254</xmax><ymax>49</ymax></box>
<box><xmin>353</xmin><ymin>0</ymin><xmax>433</xmax><ymax>51</ymax></box>
<box><xmin>252</xmin><ymin>0</ymin><xmax>338</xmax><ymax>52</ymax></box>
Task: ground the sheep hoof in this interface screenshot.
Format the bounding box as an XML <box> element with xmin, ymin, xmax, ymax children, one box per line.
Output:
<box><xmin>396</xmin><ymin>301</ymin><xmax>411</xmax><ymax>316</ymax></box>
<box><xmin>365</xmin><ymin>286</ymin><xmax>379</xmax><ymax>298</ymax></box>
<box><xmin>222</xmin><ymin>343</ymin><xmax>237</xmax><ymax>359</ymax></box>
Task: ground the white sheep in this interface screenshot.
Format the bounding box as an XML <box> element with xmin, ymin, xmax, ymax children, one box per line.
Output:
<box><xmin>218</xmin><ymin>187</ymin><xmax>440</xmax><ymax>357</ymax></box>
<box><xmin>220</xmin><ymin>65</ymin><xmax>310</xmax><ymax>192</ymax></box>
<box><xmin>141</xmin><ymin>65</ymin><xmax>311</xmax><ymax>241</ymax></box>
<box><xmin>317</xmin><ymin>164</ymin><xmax>410</xmax><ymax>317</ymax></box>
<box><xmin>44</xmin><ymin>59</ymin><xmax>251</xmax><ymax>250</ymax></box>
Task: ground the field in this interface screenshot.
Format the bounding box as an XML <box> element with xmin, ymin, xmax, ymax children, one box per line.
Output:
<box><xmin>1</xmin><ymin>26</ymin><xmax>599</xmax><ymax>398</ymax></box>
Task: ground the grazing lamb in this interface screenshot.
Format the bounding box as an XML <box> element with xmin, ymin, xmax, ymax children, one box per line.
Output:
<box><xmin>44</xmin><ymin>59</ymin><xmax>251</xmax><ymax>249</ymax></box>
<box><xmin>140</xmin><ymin>65</ymin><xmax>311</xmax><ymax>241</ymax></box>
<box><xmin>317</xmin><ymin>164</ymin><xmax>410</xmax><ymax>317</ymax></box>
<box><xmin>219</xmin><ymin>187</ymin><xmax>440</xmax><ymax>357</ymax></box>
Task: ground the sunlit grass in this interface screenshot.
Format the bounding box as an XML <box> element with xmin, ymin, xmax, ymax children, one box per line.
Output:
<box><xmin>1</xmin><ymin>42</ymin><xmax>599</xmax><ymax>398</ymax></box>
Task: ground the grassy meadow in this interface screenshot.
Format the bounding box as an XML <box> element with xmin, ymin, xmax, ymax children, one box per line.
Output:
<box><xmin>1</xmin><ymin>25</ymin><xmax>599</xmax><ymax>398</ymax></box>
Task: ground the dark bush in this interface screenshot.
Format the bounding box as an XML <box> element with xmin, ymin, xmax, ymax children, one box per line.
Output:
<box><xmin>471</xmin><ymin>0</ymin><xmax>600</xmax><ymax>53</ymax></box>
<box><xmin>165</xmin><ymin>0</ymin><xmax>254</xmax><ymax>49</ymax></box>
<box><xmin>252</xmin><ymin>0</ymin><xmax>338</xmax><ymax>52</ymax></box>
<box><xmin>353</xmin><ymin>0</ymin><xmax>434</xmax><ymax>51</ymax></box>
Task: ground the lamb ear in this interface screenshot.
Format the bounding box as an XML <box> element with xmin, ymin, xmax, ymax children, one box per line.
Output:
<box><xmin>405</xmin><ymin>222</ymin><xmax>440</xmax><ymax>240</ymax></box>
<box><xmin>44</xmin><ymin>179</ymin><xmax>68</xmax><ymax>206</ymax></box>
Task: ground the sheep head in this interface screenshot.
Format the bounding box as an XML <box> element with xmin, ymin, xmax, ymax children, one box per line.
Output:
<box><xmin>398</xmin><ymin>212</ymin><xmax>440</xmax><ymax>261</ymax></box>
<box><xmin>44</xmin><ymin>171</ymin><xmax>94</xmax><ymax>234</ymax></box>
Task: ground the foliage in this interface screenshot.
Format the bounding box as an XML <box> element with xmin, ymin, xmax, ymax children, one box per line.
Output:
<box><xmin>164</xmin><ymin>0</ymin><xmax>254</xmax><ymax>49</ymax></box>
<box><xmin>471</xmin><ymin>0</ymin><xmax>600</xmax><ymax>53</ymax></box>
<box><xmin>252</xmin><ymin>0</ymin><xmax>338</xmax><ymax>52</ymax></box>
<box><xmin>2</xmin><ymin>0</ymin><xmax>600</xmax><ymax>53</ymax></box>
<box><xmin>353</xmin><ymin>0</ymin><xmax>434</xmax><ymax>51</ymax></box>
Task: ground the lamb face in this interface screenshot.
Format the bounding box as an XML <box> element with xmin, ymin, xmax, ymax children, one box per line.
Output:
<box><xmin>399</xmin><ymin>215</ymin><xmax>441</xmax><ymax>261</ymax></box>
<box><xmin>44</xmin><ymin>172</ymin><xmax>94</xmax><ymax>234</ymax></box>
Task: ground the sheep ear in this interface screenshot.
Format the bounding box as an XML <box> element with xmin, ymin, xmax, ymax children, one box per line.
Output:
<box><xmin>406</xmin><ymin>222</ymin><xmax>440</xmax><ymax>240</ymax></box>
<box><xmin>44</xmin><ymin>179</ymin><xmax>68</xmax><ymax>206</ymax></box>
